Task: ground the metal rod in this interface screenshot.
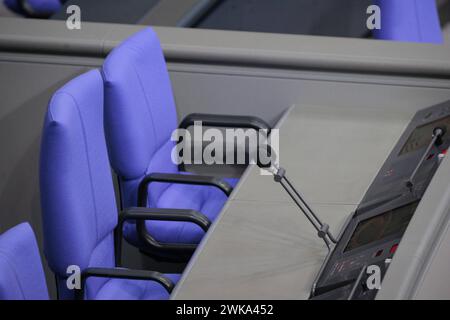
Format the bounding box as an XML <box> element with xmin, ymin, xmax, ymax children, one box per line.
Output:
<box><xmin>284</xmin><ymin>176</ymin><xmax>323</xmax><ymax>227</ymax></box>
<box><xmin>283</xmin><ymin>176</ymin><xmax>337</xmax><ymax>244</ymax></box>
<box><xmin>406</xmin><ymin>128</ymin><xmax>444</xmax><ymax>189</ymax></box>
<box><xmin>280</xmin><ymin>179</ymin><xmax>322</xmax><ymax>231</ymax></box>
<box><xmin>279</xmin><ymin>176</ymin><xmax>333</xmax><ymax>250</ymax></box>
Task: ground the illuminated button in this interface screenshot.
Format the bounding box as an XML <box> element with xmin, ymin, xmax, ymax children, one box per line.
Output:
<box><xmin>439</xmin><ymin>150</ymin><xmax>447</xmax><ymax>163</ymax></box>
<box><xmin>390</xmin><ymin>244</ymin><xmax>399</xmax><ymax>255</ymax></box>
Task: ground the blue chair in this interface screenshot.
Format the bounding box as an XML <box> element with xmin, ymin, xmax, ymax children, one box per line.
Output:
<box><xmin>102</xmin><ymin>27</ymin><xmax>270</xmax><ymax>261</ymax></box>
<box><xmin>0</xmin><ymin>223</ymin><xmax>49</xmax><ymax>300</ymax></box>
<box><xmin>4</xmin><ymin>0</ymin><xmax>62</xmax><ymax>18</ymax></box>
<box><xmin>373</xmin><ymin>0</ymin><xmax>443</xmax><ymax>43</ymax></box>
<box><xmin>39</xmin><ymin>69</ymin><xmax>208</xmax><ymax>299</ymax></box>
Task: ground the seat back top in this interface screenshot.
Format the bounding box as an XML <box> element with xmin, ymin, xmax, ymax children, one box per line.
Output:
<box><xmin>4</xmin><ymin>0</ymin><xmax>62</xmax><ymax>16</ymax></box>
<box><xmin>0</xmin><ymin>223</ymin><xmax>49</xmax><ymax>300</ymax></box>
<box><xmin>102</xmin><ymin>27</ymin><xmax>179</xmax><ymax>207</ymax></box>
<box><xmin>373</xmin><ymin>0</ymin><xmax>443</xmax><ymax>43</ymax></box>
<box><xmin>40</xmin><ymin>69</ymin><xmax>117</xmax><ymax>298</ymax></box>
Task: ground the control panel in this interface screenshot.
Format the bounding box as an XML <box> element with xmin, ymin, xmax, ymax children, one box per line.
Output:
<box><xmin>310</xmin><ymin>100</ymin><xmax>450</xmax><ymax>300</ymax></box>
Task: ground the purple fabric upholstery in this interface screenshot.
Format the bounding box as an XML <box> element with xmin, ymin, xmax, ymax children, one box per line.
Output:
<box><xmin>0</xmin><ymin>223</ymin><xmax>49</xmax><ymax>300</ymax></box>
<box><xmin>40</xmin><ymin>70</ymin><xmax>179</xmax><ymax>300</ymax></box>
<box><xmin>94</xmin><ymin>274</ymin><xmax>180</xmax><ymax>300</ymax></box>
<box><xmin>4</xmin><ymin>0</ymin><xmax>61</xmax><ymax>16</ymax></box>
<box><xmin>373</xmin><ymin>0</ymin><xmax>443</xmax><ymax>43</ymax></box>
<box><xmin>102</xmin><ymin>27</ymin><xmax>237</xmax><ymax>247</ymax></box>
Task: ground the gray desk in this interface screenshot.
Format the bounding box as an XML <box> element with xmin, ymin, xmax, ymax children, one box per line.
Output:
<box><xmin>172</xmin><ymin>103</ymin><xmax>413</xmax><ymax>299</ymax></box>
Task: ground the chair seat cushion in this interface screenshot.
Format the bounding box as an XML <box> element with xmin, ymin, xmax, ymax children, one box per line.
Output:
<box><xmin>124</xmin><ymin>178</ymin><xmax>238</xmax><ymax>245</ymax></box>
<box><xmin>94</xmin><ymin>273</ymin><xmax>180</xmax><ymax>300</ymax></box>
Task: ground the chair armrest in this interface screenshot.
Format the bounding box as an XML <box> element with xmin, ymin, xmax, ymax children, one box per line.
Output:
<box><xmin>177</xmin><ymin>113</ymin><xmax>271</xmax><ymax>170</ymax></box>
<box><xmin>179</xmin><ymin>113</ymin><xmax>271</xmax><ymax>132</ymax></box>
<box><xmin>76</xmin><ymin>267</ymin><xmax>175</xmax><ymax>300</ymax></box>
<box><xmin>115</xmin><ymin>207</ymin><xmax>212</xmax><ymax>266</ymax></box>
<box><xmin>121</xmin><ymin>207</ymin><xmax>211</xmax><ymax>232</ymax></box>
<box><xmin>137</xmin><ymin>173</ymin><xmax>233</xmax><ymax>207</ymax></box>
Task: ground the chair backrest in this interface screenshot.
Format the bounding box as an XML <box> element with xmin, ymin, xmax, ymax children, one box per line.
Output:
<box><xmin>102</xmin><ymin>27</ymin><xmax>179</xmax><ymax>208</ymax></box>
<box><xmin>3</xmin><ymin>0</ymin><xmax>22</xmax><ymax>13</ymax></box>
<box><xmin>4</xmin><ymin>0</ymin><xmax>62</xmax><ymax>16</ymax></box>
<box><xmin>40</xmin><ymin>69</ymin><xmax>118</xmax><ymax>299</ymax></box>
<box><xmin>0</xmin><ymin>223</ymin><xmax>49</xmax><ymax>300</ymax></box>
<box><xmin>373</xmin><ymin>0</ymin><xmax>443</xmax><ymax>43</ymax></box>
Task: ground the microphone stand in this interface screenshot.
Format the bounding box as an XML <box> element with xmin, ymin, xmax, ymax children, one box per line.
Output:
<box><xmin>264</xmin><ymin>164</ymin><xmax>337</xmax><ymax>251</ymax></box>
<box><xmin>405</xmin><ymin>127</ymin><xmax>445</xmax><ymax>191</ymax></box>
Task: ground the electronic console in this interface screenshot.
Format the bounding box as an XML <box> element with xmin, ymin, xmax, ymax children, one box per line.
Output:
<box><xmin>310</xmin><ymin>100</ymin><xmax>450</xmax><ymax>300</ymax></box>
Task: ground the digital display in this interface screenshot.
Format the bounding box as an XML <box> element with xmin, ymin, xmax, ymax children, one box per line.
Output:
<box><xmin>345</xmin><ymin>201</ymin><xmax>419</xmax><ymax>252</ymax></box>
<box><xmin>400</xmin><ymin>116</ymin><xmax>450</xmax><ymax>155</ymax></box>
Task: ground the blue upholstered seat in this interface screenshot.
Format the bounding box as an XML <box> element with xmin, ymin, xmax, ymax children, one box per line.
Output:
<box><xmin>40</xmin><ymin>69</ymin><xmax>180</xmax><ymax>300</ymax></box>
<box><xmin>4</xmin><ymin>0</ymin><xmax>62</xmax><ymax>17</ymax></box>
<box><xmin>102</xmin><ymin>27</ymin><xmax>238</xmax><ymax>248</ymax></box>
<box><xmin>0</xmin><ymin>223</ymin><xmax>49</xmax><ymax>300</ymax></box>
<box><xmin>373</xmin><ymin>0</ymin><xmax>443</xmax><ymax>43</ymax></box>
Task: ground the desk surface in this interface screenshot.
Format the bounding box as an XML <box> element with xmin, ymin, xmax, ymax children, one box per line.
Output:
<box><xmin>172</xmin><ymin>103</ymin><xmax>413</xmax><ymax>299</ymax></box>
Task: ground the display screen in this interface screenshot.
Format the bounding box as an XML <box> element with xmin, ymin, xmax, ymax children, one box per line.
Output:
<box><xmin>345</xmin><ymin>201</ymin><xmax>419</xmax><ymax>252</ymax></box>
<box><xmin>400</xmin><ymin>116</ymin><xmax>450</xmax><ymax>155</ymax></box>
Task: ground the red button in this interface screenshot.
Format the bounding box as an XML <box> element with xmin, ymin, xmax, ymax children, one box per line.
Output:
<box><xmin>390</xmin><ymin>244</ymin><xmax>399</xmax><ymax>254</ymax></box>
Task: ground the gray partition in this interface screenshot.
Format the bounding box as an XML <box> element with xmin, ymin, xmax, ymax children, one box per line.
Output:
<box><xmin>1</xmin><ymin>17</ymin><xmax>450</xmax><ymax>299</ymax></box>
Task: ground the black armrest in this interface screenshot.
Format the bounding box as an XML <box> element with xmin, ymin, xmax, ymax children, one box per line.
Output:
<box><xmin>137</xmin><ymin>173</ymin><xmax>233</xmax><ymax>207</ymax></box>
<box><xmin>121</xmin><ymin>207</ymin><xmax>211</xmax><ymax>231</ymax></box>
<box><xmin>19</xmin><ymin>0</ymin><xmax>54</xmax><ymax>18</ymax></box>
<box><xmin>179</xmin><ymin>113</ymin><xmax>271</xmax><ymax>133</ymax></box>
<box><xmin>115</xmin><ymin>207</ymin><xmax>212</xmax><ymax>266</ymax></box>
<box><xmin>75</xmin><ymin>267</ymin><xmax>175</xmax><ymax>300</ymax></box>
